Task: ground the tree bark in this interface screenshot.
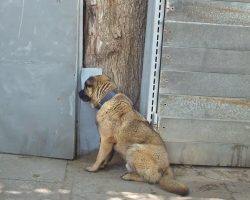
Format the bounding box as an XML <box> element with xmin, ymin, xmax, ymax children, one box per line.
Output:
<box><xmin>84</xmin><ymin>0</ymin><xmax>148</xmax><ymax>109</ymax></box>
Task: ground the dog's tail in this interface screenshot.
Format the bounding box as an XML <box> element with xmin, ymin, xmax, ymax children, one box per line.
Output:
<box><xmin>159</xmin><ymin>173</ymin><xmax>189</xmax><ymax>196</ymax></box>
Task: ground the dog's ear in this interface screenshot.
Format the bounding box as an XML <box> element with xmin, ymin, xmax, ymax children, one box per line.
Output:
<box><xmin>85</xmin><ymin>76</ymin><xmax>95</xmax><ymax>87</ymax></box>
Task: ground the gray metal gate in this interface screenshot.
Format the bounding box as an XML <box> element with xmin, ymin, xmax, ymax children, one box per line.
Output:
<box><xmin>141</xmin><ymin>0</ymin><xmax>250</xmax><ymax>167</ymax></box>
<box><xmin>0</xmin><ymin>0</ymin><xmax>83</xmax><ymax>159</ymax></box>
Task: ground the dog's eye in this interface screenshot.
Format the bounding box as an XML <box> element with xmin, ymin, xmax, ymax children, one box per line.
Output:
<box><xmin>85</xmin><ymin>77</ymin><xmax>94</xmax><ymax>88</ymax></box>
<box><xmin>85</xmin><ymin>81</ymin><xmax>92</xmax><ymax>88</ymax></box>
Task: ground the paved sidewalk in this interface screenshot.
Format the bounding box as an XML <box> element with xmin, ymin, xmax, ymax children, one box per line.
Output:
<box><xmin>0</xmin><ymin>153</ymin><xmax>249</xmax><ymax>200</ymax></box>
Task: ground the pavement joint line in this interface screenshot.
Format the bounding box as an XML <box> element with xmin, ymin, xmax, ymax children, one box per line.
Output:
<box><xmin>0</xmin><ymin>177</ymin><xmax>64</xmax><ymax>184</ymax></box>
<box><xmin>59</xmin><ymin>161</ymin><xmax>73</xmax><ymax>200</ymax></box>
<box><xmin>223</xmin><ymin>183</ymin><xmax>236</xmax><ymax>200</ymax></box>
<box><xmin>61</xmin><ymin>160</ymin><xmax>74</xmax><ymax>189</ymax></box>
<box><xmin>63</xmin><ymin>161</ymin><xmax>69</xmax><ymax>183</ymax></box>
<box><xmin>199</xmin><ymin>173</ymin><xmax>236</xmax><ymax>183</ymax></box>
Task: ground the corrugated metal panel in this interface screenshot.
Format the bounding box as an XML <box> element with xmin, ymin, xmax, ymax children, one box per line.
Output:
<box><xmin>159</xmin><ymin>118</ymin><xmax>250</xmax><ymax>144</ymax></box>
<box><xmin>158</xmin><ymin>95</ymin><xmax>250</xmax><ymax>121</ymax></box>
<box><xmin>163</xmin><ymin>21</ymin><xmax>250</xmax><ymax>50</ymax></box>
<box><xmin>159</xmin><ymin>70</ymin><xmax>250</xmax><ymax>98</ymax></box>
<box><xmin>157</xmin><ymin>0</ymin><xmax>250</xmax><ymax>166</ymax></box>
<box><xmin>166</xmin><ymin>0</ymin><xmax>250</xmax><ymax>26</ymax></box>
<box><xmin>166</xmin><ymin>141</ymin><xmax>250</xmax><ymax>167</ymax></box>
<box><xmin>161</xmin><ymin>47</ymin><xmax>250</xmax><ymax>74</ymax></box>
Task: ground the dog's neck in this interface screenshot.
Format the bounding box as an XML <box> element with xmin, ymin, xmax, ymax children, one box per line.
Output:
<box><xmin>95</xmin><ymin>90</ymin><xmax>117</xmax><ymax>110</ymax></box>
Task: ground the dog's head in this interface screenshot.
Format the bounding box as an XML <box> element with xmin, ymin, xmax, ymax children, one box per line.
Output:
<box><xmin>79</xmin><ymin>74</ymin><xmax>117</xmax><ymax>107</ymax></box>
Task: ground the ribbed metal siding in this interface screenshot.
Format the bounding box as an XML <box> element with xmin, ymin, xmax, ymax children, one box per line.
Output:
<box><xmin>158</xmin><ymin>0</ymin><xmax>250</xmax><ymax>167</ymax></box>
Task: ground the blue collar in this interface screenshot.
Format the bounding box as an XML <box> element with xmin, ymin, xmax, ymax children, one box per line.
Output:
<box><xmin>95</xmin><ymin>91</ymin><xmax>117</xmax><ymax>109</ymax></box>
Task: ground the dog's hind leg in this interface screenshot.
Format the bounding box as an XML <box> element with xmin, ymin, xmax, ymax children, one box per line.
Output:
<box><xmin>121</xmin><ymin>172</ymin><xmax>145</xmax><ymax>182</ymax></box>
<box><xmin>126</xmin><ymin>144</ymin><xmax>162</xmax><ymax>184</ymax></box>
<box><xmin>120</xmin><ymin>161</ymin><xmax>145</xmax><ymax>182</ymax></box>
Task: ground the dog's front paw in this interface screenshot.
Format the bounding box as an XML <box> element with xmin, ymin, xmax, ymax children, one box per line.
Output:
<box><xmin>85</xmin><ymin>166</ymin><xmax>98</xmax><ymax>172</ymax></box>
<box><xmin>99</xmin><ymin>163</ymin><xmax>107</xmax><ymax>169</ymax></box>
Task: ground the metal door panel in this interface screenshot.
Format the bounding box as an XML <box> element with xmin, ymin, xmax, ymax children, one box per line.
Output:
<box><xmin>0</xmin><ymin>0</ymin><xmax>81</xmax><ymax>159</ymax></box>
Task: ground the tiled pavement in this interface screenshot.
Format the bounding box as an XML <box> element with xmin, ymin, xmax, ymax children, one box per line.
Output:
<box><xmin>0</xmin><ymin>153</ymin><xmax>249</xmax><ymax>200</ymax></box>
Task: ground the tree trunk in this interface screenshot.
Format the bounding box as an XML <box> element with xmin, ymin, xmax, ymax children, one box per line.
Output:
<box><xmin>84</xmin><ymin>0</ymin><xmax>148</xmax><ymax>109</ymax></box>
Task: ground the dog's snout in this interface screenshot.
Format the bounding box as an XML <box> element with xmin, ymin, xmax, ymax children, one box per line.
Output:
<box><xmin>78</xmin><ymin>90</ymin><xmax>84</xmax><ymax>98</ymax></box>
<box><xmin>78</xmin><ymin>90</ymin><xmax>91</xmax><ymax>102</ymax></box>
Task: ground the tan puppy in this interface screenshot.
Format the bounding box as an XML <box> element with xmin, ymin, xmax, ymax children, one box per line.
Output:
<box><xmin>79</xmin><ymin>75</ymin><xmax>189</xmax><ymax>196</ymax></box>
